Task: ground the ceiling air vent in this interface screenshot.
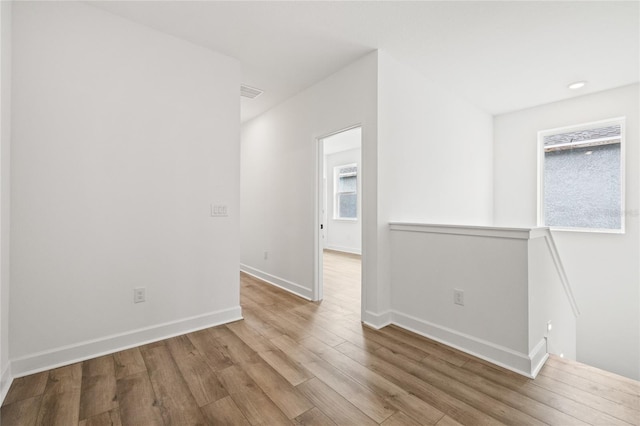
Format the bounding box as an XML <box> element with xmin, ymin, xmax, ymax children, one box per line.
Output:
<box><xmin>240</xmin><ymin>85</ymin><xmax>263</xmax><ymax>99</ymax></box>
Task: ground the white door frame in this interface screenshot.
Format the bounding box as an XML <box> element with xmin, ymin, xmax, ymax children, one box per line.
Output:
<box><xmin>313</xmin><ymin>124</ymin><xmax>362</xmax><ymax>302</ymax></box>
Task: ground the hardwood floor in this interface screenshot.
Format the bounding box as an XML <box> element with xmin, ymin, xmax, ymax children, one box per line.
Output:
<box><xmin>2</xmin><ymin>250</ymin><xmax>639</xmax><ymax>425</ymax></box>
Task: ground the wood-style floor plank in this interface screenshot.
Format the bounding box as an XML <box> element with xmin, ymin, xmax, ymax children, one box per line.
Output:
<box><xmin>165</xmin><ymin>334</ymin><xmax>228</xmax><ymax>407</ymax></box>
<box><xmin>79</xmin><ymin>355</ymin><xmax>118</xmax><ymax>421</ymax></box>
<box><xmin>545</xmin><ymin>355</ymin><xmax>640</xmax><ymax>397</ymax></box>
<box><xmin>382</xmin><ymin>410</ymin><xmax>424</xmax><ymax>426</ymax></box>
<box><xmin>187</xmin><ymin>328</ymin><xmax>234</xmax><ymax>372</ymax></box>
<box><xmin>303</xmin><ymin>358</ymin><xmax>397</xmax><ymax>423</ymax></box>
<box><xmin>530</xmin><ymin>369</ymin><xmax>640</xmax><ymax>425</ymax></box>
<box><xmin>0</xmin><ymin>395</ymin><xmax>42</xmax><ymax>426</ymax></box>
<box><xmin>36</xmin><ymin>363</ymin><xmax>83</xmax><ymax>426</ymax></box>
<box><xmin>294</xmin><ymin>407</ymin><xmax>337</xmax><ymax>426</ymax></box>
<box><xmin>113</xmin><ymin>348</ymin><xmax>146</xmax><ymax>380</ymax></box>
<box><xmin>139</xmin><ymin>343</ymin><xmax>207</xmax><ymax>425</ymax></box>
<box><xmin>78</xmin><ymin>409</ymin><xmax>122</xmax><ymax>426</ymax></box>
<box><xmin>217</xmin><ymin>364</ymin><xmax>292</xmax><ymax>425</ymax></box>
<box><xmin>2</xmin><ymin>372</ymin><xmax>48</xmax><ymax>406</ymax></box>
<box><xmin>115</xmin><ymin>371</ymin><xmax>164</xmax><ymax>426</ymax></box>
<box><xmin>3</xmin><ymin>250</ymin><xmax>639</xmax><ymax>426</ymax></box>
<box><xmin>258</xmin><ymin>348</ymin><xmax>315</xmax><ymax>386</ymax></box>
<box><xmin>297</xmin><ymin>377</ymin><xmax>377</xmax><ymax>426</ymax></box>
<box><xmin>539</xmin><ymin>362</ymin><xmax>640</xmax><ymax>411</ymax></box>
<box><xmin>226</xmin><ymin>319</ymin><xmax>279</xmax><ymax>353</ymax></box>
<box><xmin>375</xmin><ymin>346</ymin><xmax>545</xmax><ymax>426</ymax></box>
<box><xmin>200</xmin><ymin>395</ymin><xmax>251</xmax><ymax>425</ymax></box>
<box><xmin>462</xmin><ymin>358</ymin><xmax>634</xmax><ymax>426</ymax></box>
<box><xmin>244</xmin><ymin>359</ymin><xmax>314</xmax><ymax>419</ymax></box>
<box><xmin>336</xmin><ymin>341</ymin><xmax>504</xmax><ymax>426</ymax></box>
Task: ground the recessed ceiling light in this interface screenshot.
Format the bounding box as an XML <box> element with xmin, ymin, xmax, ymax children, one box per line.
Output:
<box><xmin>585</xmin><ymin>151</ymin><xmax>593</xmax><ymax>155</ymax></box>
<box><xmin>568</xmin><ymin>81</ymin><xmax>587</xmax><ymax>90</ymax></box>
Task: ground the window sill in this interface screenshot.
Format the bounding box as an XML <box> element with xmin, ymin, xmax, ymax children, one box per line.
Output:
<box><xmin>333</xmin><ymin>218</ymin><xmax>358</xmax><ymax>222</ymax></box>
<box><xmin>547</xmin><ymin>226</ymin><xmax>625</xmax><ymax>235</ymax></box>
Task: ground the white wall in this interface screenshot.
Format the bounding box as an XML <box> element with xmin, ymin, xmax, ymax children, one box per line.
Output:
<box><xmin>390</xmin><ymin>224</ymin><xmax>577</xmax><ymax>377</ymax></box>
<box><xmin>378</xmin><ymin>52</ymin><xmax>494</xmax><ymax>226</ymax></box>
<box><xmin>324</xmin><ymin>147</ymin><xmax>361</xmax><ymax>254</ymax></box>
<box><xmin>241</xmin><ymin>51</ymin><xmax>493</xmax><ymax>328</ymax></box>
<box><xmin>10</xmin><ymin>2</ymin><xmax>242</xmax><ymax>375</ymax></box>
<box><xmin>240</xmin><ymin>52</ymin><xmax>378</xmax><ymax>302</ymax></box>
<box><xmin>390</xmin><ymin>227</ymin><xmax>529</xmax><ymax>354</ymax></box>
<box><xmin>372</xmin><ymin>52</ymin><xmax>493</xmax><ymax>327</ymax></box>
<box><xmin>494</xmin><ymin>84</ymin><xmax>640</xmax><ymax>379</ymax></box>
<box><xmin>528</xmin><ymin>235</ymin><xmax>577</xmax><ymax>362</ymax></box>
<box><xmin>0</xmin><ymin>0</ymin><xmax>12</xmax><ymax>400</ymax></box>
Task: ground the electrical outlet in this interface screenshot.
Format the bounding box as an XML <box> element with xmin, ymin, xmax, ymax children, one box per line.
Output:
<box><xmin>454</xmin><ymin>289</ymin><xmax>464</xmax><ymax>306</ymax></box>
<box><xmin>264</xmin><ymin>251</ymin><xmax>268</xmax><ymax>260</ymax></box>
<box><xmin>134</xmin><ymin>287</ymin><xmax>146</xmax><ymax>303</ymax></box>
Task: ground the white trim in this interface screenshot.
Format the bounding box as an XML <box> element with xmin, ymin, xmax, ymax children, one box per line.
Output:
<box><xmin>324</xmin><ymin>245</ymin><xmax>361</xmax><ymax>255</ymax></box>
<box><xmin>389</xmin><ymin>222</ymin><xmax>549</xmax><ymax>240</ymax></box>
<box><xmin>543</xmin><ymin>231</ymin><xmax>580</xmax><ymax>317</ymax></box>
<box><xmin>333</xmin><ymin>162</ymin><xmax>358</xmax><ymax>220</ymax></box>
<box><xmin>538</xmin><ymin>116</ymin><xmax>626</xmax><ymax>136</ymax></box>
<box><xmin>391</xmin><ymin>311</ymin><xmax>543</xmax><ymax>378</ymax></box>
<box><xmin>0</xmin><ymin>363</ymin><xmax>12</xmax><ymax>405</ymax></box>
<box><xmin>537</xmin><ymin>116</ymin><xmax>626</xmax><ymax>233</ymax></box>
<box><xmin>530</xmin><ymin>338</ymin><xmax>550</xmax><ymax>379</ymax></box>
<box><xmin>314</xmin><ymin>133</ymin><xmax>324</xmax><ymax>302</ymax></box>
<box><xmin>315</xmin><ymin>124</ymin><xmax>363</xmax><ymax>304</ymax></box>
<box><xmin>240</xmin><ymin>264</ymin><xmax>313</xmax><ymax>300</ymax></box>
<box><xmin>543</xmin><ymin>136</ymin><xmax>620</xmax><ymax>151</ymax></box>
<box><xmin>11</xmin><ymin>306</ymin><xmax>242</xmax><ymax>378</ymax></box>
<box><xmin>362</xmin><ymin>310</ymin><xmax>392</xmax><ymax>329</ymax></box>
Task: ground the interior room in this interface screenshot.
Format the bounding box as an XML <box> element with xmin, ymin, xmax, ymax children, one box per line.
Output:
<box><xmin>0</xmin><ymin>1</ymin><xmax>638</xmax><ymax>424</ymax></box>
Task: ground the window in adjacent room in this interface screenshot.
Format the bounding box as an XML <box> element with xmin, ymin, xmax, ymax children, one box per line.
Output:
<box><xmin>334</xmin><ymin>163</ymin><xmax>357</xmax><ymax>220</ymax></box>
<box><xmin>538</xmin><ymin>117</ymin><xmax>625</xmax><ymax>232</ymax></box>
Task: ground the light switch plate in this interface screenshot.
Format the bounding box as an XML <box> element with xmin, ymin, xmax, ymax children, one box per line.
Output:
<box><xmin>211</xmin><ymin>204</ymin><xmax>228</xmax><ymax>217</ymax></box>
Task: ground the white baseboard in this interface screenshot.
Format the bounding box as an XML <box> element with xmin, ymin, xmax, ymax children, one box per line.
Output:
<box><xmin>362</xmin><ymin>310</ymin><xmax>392</xmax><ymax>329</ymax></box>
<box><xmin>0</xmin><ymin>363</ymin><xmax>12</xmax><ymax>405</ymax></box>
<box><xmin>324</xmin><ymin>245</ymin><xmax>361</xmax><ymax>255</ymax></box>
<box><xmin>240</xmin><ymin>264</ymin><xmax>312</xmax><ymax>300</ymax></box>
<box><xmin>530</xmin><ymin>338</ymin><xmax>549</xmax><ymax>378</ymax></box>
<box><xmin>392</xmin><ymin>311</ymin><xmax>542</xmax><ymax>378</ymax></box>
<box><xmin>11</xmin><ymin>306</ymin><xmax>242</xmax><ymax>378</ymax></box>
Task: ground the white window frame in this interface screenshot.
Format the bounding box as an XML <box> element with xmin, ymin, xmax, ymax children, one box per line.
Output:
<box><xmin>537</xmin><ymin>117</ymin><xmax>626</xmax><ymax>234</ymax></box>
<box><xmin>333</xmin><ymin>163</ymin><xmax>358</xmax><ymax>221</ymax></box>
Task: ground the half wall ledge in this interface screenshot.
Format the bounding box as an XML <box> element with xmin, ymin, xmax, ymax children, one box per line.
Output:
<box><xmin>387</xmin><ymin>222</ymin><xmax>578</xmax><ymax>378</ymax></box>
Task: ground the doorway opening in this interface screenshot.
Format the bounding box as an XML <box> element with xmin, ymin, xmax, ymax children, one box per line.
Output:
<box><xmin>315</xmin><ymin>126</ymin><xmax>362</xmax><ymax>316</ymax></box>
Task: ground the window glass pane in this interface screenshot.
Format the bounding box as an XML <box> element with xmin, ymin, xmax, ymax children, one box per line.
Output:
<box><xmin>338</xmin><ymin>193</ymin><xmax>357</xmax><ymax>218</ymax></box>
<box><xmin>544</xmin><ymin>144</ymin><xmax>621</xmax><ymax>229</ymax></box>
<box><xmin>338</xmin><ymin>175</ymin><xmax>357</xmax><ymax>193</ymax></box>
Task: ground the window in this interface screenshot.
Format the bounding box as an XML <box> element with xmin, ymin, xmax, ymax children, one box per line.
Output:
<box><xmin>538</xmin><ymin>118</ymin><xmax>624</xmax><ymax>232</ymax></box>
<box><xmin>334</xmin><ymin>163</ymin><xmax>357</xmax><ymax>220</ymax></box>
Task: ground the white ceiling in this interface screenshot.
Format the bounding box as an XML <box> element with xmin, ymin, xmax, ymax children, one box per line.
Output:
<box><xmin>91</xmin><ymin>1</ymin><xmax>639</xmax><ymax>123</ymax></box>
<box><xmin>324</xmin><ymin>127</ymin><xmax>362</xmax><ymax>156</ymax></box>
